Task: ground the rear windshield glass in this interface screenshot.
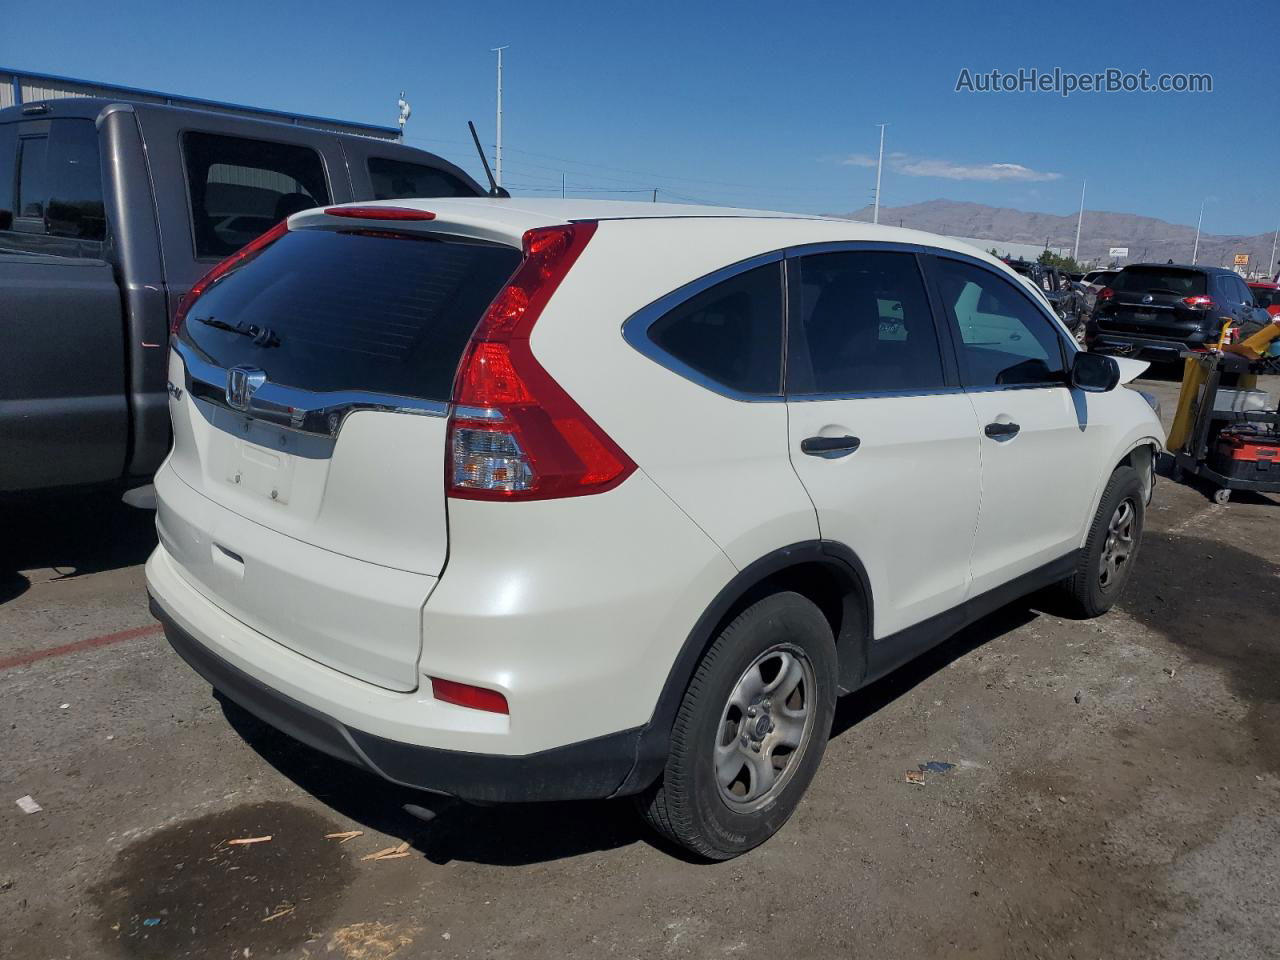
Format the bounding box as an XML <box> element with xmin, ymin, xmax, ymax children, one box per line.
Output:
<box><xmin>178</xmin><ymin>228</ymin><xmax>521</xmax><ymax>401</ymax></box>
<box><xmin>1111</xmin><ymin>267</ymin><xmax>1206</xmax><ymax>296</ymax></box>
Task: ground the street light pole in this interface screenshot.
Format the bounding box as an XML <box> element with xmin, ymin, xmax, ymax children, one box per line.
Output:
<box><xmin>1270</xmin><ymin>225</ymin><xmax>1278</xmax><ymax>279</ymax></box>
<box><xmin>1192</xmin><ymin>199</ymin><xmax>1205</xmax><ymax>265</ymax></box>
<box><xmin>872</xmin><ymin>123</ymin><xmax>887</xmax><ymax>225</ymax></box>
<box><xmin>491</xmin><ymin>45</ymin><xmax>509</xmax><ymax>188</ymax></box>
<box><xmin>1073</xmin><ymin>180</ymin><xmax>1086</xmax><ymax>261</ymax></box>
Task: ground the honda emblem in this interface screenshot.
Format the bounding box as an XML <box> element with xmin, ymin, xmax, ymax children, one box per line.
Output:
<box><xmin>226</xmin><ymin>366</ymin><xmax>267</xmax><ymax>411</ymax></box>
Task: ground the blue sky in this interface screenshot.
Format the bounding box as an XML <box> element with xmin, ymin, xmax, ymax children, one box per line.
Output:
<box><xmin>4</xmin><ymin>0</ymin><xmax>1278</xmax><ymax>235</ymax></box>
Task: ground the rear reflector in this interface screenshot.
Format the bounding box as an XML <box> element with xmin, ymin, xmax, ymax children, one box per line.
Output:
<box><xmin>429</xmin><ymin>677</ymin><xmax>509</xmax><ymax>714</ymax></box>
<box><xmin>171</xmin><ymin>219</ymin><xmax>289</xmax><ymax>335</ymax></box>
<box><xmin>324</xmin><ymin>206</ymin><xmax>437</xmax><ymax>221</ymax></box>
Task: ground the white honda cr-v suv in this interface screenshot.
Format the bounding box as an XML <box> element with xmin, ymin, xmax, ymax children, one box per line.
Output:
<box><xmin>146</xmin><ymin>198</ymin><xmax>1164</xmax><ymax>859</ymax></box>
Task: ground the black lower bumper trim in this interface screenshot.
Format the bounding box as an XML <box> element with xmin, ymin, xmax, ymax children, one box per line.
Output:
<box><xmin>149</xmin><ymin>595</ymin><xmax>645</xmax><ymax>803</ymax></box>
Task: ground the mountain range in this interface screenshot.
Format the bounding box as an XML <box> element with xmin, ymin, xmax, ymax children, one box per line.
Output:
<box><xmin>832</xmin><ymin>200</ymin><xmax>1279</xmax><ymax>274</ymax></box>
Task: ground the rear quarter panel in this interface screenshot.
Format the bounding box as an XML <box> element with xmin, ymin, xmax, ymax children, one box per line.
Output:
<box><xmin>529</xmin><ymin>218</ymin><xmax>821</xmax><ymax>572</ymax></box>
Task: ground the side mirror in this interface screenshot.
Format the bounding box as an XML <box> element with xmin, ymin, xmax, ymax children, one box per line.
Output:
<box><xmin>1071</xmin><ymin>350</ymin><xmax>1120</xmax><ymax>392</ymax></box>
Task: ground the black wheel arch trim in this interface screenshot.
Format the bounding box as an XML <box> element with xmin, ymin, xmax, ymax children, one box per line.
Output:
<box><xmin>613</xmin><ymin>539</ymin><xmax>873</xmax><ymax>797</ymax></box>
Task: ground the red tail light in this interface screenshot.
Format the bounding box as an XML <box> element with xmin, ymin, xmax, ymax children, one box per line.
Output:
<box><xmin>429</xmin><ymin>677</ymin><xmax>509</xmax><ymax>714</ymax></box>
<box><xmin>1182</xmin><ymin>295</ymin><xmax>1214</xmax><ymax>308</ymax></box>
<box><xmin>324</xmin><ymin>205</ymin><xmax>437</xmax><ymax>221</ymax></box>
<box><xmin>1096</xmin><ymin>287</ymin><xmax>1114</xmax><ymax>303</ymax></box>
<box><xmin>447</xmin><ymin>221</ymin><xmax>636</xmax><ymax>501</ymax></box>
<box><xmin>170</xmin><ymin>220</ymin><xmax>289</xmax><ymax>335</ymax></box>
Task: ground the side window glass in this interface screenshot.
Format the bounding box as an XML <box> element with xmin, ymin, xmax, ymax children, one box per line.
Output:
<box><xmin>0</xmin><ymin>119</ymin><xmax>105</xmax><ymax>256</ymax></box>
<box><xmin>45</xmin><ymin>120</ymin><xmax>105</xmax><ymax>241</ymax></box>
<box><xmin>1233</xmin><ymin>277</ymin><xmax>1252</xmax><ymax>305</ymax></box>
<box><xmin>646</xmin><ymin>262</ymin><xmax>783</xmax><ymax>395</ymax></box>
<box><xmin>17</xmin><ymin>136</ymin><xmax>48</xmax><ymax>220</ymax></box>
<box><xmin>788</xmin><ymin>250</ymin><xmax>945</xmax><ymax>395</ymax></box>
<box><xmin>367</xmin><ymin>157</ymin><xmax>474</xmax><ymax>200</ymax></box>
<box><xmin>932</xmin><ymin>258</ymin><xmax>1067</xmax><ymax>388</ymax></box>
<box><xmin>182</xmin><ymin>131</ymin><xmax>330</xmax><ymax>259</ymax></box>
<box><xmin>0</xmin><ymin>123</ymin><xmax>15</xmax><ymax>227</ymax></box>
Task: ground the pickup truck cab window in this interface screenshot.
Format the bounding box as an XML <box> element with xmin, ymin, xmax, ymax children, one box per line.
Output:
<box><xmin>182</xmin><ymin>131</ymin><xmax>330</xmax><ymax>259</ymax></box>
<box><xmin>930</xmin><ymin>257</ymin><xmax>1068</xmax><ymax>388</ymax></box>
<box><xmin>0</xmin><ymin>118</ymin><xmax>106</xmax><ymax>254</ymax></box>
<box><xmin>367</xmin><ymin>157</ymin><xmax>472</xmax><ymax>200</ymax></box>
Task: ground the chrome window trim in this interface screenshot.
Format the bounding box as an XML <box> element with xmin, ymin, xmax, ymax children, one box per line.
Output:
<box><xmin>621</xmin><ymin>251</ymin><xmax>787</xmax><ymax>403</ymax></box>
<box><xmin>787</xmin><ymin>386</ymin><xmax>967</xmax><ymax>403</ymax></box>
<box><xmin>173</xmin><ymin>338</ymin><xmax>448</xmax><ymax>438</ymax></box>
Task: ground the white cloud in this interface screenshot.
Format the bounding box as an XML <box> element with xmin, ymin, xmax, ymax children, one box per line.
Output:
<box><xmin>840</xmin><ymin>152</ymin><xmax>1061</xmax><ymax>182</ymax></box>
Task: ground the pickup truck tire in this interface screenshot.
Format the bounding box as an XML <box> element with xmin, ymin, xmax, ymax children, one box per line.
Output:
<box><xmin>635</xmin><ymin>591</ymin><xmax>837</xmax><ymax>860</ymax></box>
<box><xmin>1057</xmin><ymin>465</ymin><xmax>1145</xmax><ymax>618</ymax></box>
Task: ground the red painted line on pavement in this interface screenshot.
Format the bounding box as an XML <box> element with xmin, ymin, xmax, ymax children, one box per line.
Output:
<box><xmin>0</xmin><ymin>623</ymin><xmax>164</xmax><ymax>671</ymax></box>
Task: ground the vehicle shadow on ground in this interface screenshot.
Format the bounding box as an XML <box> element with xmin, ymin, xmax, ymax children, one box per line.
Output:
<box><xmin>831</xmin><ymin>603</ymin><xmax>1038</xmax><ymax>738</ymax></box>
<box><xmin>221</xmin><ymin>602</ymin><xmax>1046</xmax><ymax>867</ymax></box>
<box><xmin>219</xmin><ymin>695</ymin><xmax>659</xmax><ymax>866</ymax></box>
<box><xmin>0</xmin><ymin>492</ymin><xmax>157</xmax><ymax>605</ymax></box>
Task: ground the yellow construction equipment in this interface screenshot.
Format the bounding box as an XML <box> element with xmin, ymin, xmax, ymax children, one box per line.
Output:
<box><xmin>1167</xmin><ymin>319</ymin><xmax>1280</xmax><ymax>453</ymax></box>
<box><xmin>1165</xmin><ymin>317</ymin><xmax>1280</xmax><ymax>504</ymax></box>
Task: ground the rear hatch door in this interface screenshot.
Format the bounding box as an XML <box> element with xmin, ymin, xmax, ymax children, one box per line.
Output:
<box><xmin>164</xmin><ymin>223</ymin><xmax>520</xmax><ymax>689</ymax></box>
<box><xmin>1097</xmin><ymin>266</ymin><xmax>1207</xmax><ymax>338</ymax></box>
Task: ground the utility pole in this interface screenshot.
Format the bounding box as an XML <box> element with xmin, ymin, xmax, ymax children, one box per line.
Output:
<box><xmin>1270</xmin><ymin>225</ymin><xmax>1278</xmax><ymax>278</ymax></box>
<box><xmin>561</xmin><ymin>172</ymin><xmax>565</xmax><ymax>199</ymax></box>
<box><xmin>1073</xmin><ymin>180</ymin><xmax>1086</xmax><ymax>261</ymax></box>
<box><xmin>1192</xmin><ymin>199</ymin><xmax>1205</xmax><ymax>265</ymax></box>
<box><xmin>491</xmin><ymin>45</ymin><xmax>509</xmax><ymax>187</ymax></box>
<box><xmin>652</xmin><ymin>188</ymin><xmax>658</xmax><ymax>203</ymax></box>
<box><xmin>872</xmin><ymin>122</ymin><xmax>888</xmax><ymax>225</ymax></box>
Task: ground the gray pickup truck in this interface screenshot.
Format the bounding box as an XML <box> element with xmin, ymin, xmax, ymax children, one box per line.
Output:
<box><xmin>0</xmin><ymin>97</ymin><xmax>484</xmax><ymax>495</ymax></box>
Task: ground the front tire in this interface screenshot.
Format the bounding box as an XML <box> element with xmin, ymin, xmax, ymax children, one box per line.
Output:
<box><xmin>635</xmin><ymin>592</ymin><xmax>837</xmax><ymax>860</ymax></box>
<box><xmin>1057</xmin><ymin>465</ymin><xmax>1145</xmax><ymax>618</ymax></box>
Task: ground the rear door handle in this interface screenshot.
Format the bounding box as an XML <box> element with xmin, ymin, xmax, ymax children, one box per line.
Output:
<box><xmin>984</xmin><ymin>421</ymin><xmax>1020</xmax><ymax>440</ymax></box>
<box><xmin>801</xmin><ymin>435</ymin><xmax>861</xmax><ymax>458</ymax></box>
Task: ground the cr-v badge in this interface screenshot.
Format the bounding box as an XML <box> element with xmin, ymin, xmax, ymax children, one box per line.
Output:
<box><xmin>226</xmin><ymin>367</ymin><xmax>267</xmax><ymax>411</ymax></box>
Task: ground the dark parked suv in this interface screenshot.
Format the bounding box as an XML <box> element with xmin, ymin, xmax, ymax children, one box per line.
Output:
<box><xmin>1087</xmin><ymin>263</ymin><xmax>1268</xmax><ymax>361</ymax></box>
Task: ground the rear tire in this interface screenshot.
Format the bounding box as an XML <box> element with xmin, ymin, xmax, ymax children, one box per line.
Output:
<box><xmin>635</xmin><ymin>592</ymin><xmax>837</xmax><ymax>860</ymax></box>
<box><xmin>1057</xmin><ymin>465</ymin><xmax>1145</xmax><ymax>618</ymax></box>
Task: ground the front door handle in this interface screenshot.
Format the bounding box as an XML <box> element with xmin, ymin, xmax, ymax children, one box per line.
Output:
<box><xmin>984</xmin><ymin>421</ymin><xmax>1021</xmax><ymax>440</ymax></box>
<box><xmin>801</xmin><ymin>435</ymin><xmax>861</xmax><ymax>458</ymax></box>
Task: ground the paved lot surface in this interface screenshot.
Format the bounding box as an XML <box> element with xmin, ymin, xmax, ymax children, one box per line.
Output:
<box><xmin>3</xmin><ymin>375</ymin><xmax>1278</xmax><ymax>960</ymax></box>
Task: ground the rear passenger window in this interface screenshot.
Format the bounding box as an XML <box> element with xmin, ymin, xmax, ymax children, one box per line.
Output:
<box><xmin>931</xmin><ymin>258</ymin><xmax>1067</xmax><ymax>388</ymax></box>
<box><xmin>183</xmin><ymin>132</ymin><xmax>329</xmax><ymax>259</ymax></box>
<box><xmin>646</xmin><ymin>263</ymin><xmax>783</xmax><ymax>395</ymax></box>
<box><xmin>788</xmin><ymin>251</ymin><xmax>945</xmax><ymax>395</ymax></box>
<box><xmin>0</xmin><ymin>119</ymin><xmax>106</xmax><ymax>256</ymax></box>
<box><xmin>368</xmin><ymin>157</ymin><xmax>473</xmax><ymax>200</ymax></box>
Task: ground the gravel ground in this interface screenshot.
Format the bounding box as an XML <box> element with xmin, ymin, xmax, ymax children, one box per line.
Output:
<box><xmin>2</xmin><ymin>376</ymin><xmax>1277</xmax><ymax>960</ymax></box>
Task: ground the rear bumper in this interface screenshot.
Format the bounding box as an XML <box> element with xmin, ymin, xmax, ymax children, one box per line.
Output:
<box><xmin>1087</xmin><ymin>332</ymin><xmax>1200</xmax><ymax>361</ymax></box>
<box><xmin>149</xmin><ymin>589</ymin><xmax>644</xmax><ymax>803</ymax></box>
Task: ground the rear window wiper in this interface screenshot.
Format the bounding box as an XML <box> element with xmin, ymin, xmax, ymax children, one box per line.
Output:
<box><xmin>193</xmin><ymin>315</ymin><xmax>280</xmax><ymax>348</ymax></box>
